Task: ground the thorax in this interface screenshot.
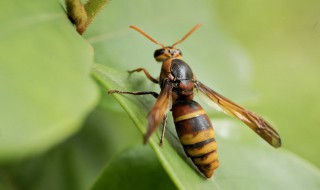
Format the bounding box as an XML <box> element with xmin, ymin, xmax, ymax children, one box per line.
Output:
<box><xmin>159</xmin><ymin>58</ymin><xmax>195</xmax><ymax>101</ymax></box>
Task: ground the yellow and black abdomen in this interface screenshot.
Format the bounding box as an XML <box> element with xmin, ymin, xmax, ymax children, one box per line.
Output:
<box><xmin>172</xmin><ymin>100</ymin><xmax>219</xmax><ymax>178</ymax></box>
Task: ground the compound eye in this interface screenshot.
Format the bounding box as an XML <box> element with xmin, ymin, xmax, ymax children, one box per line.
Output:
<box><xmin>154</xmin><ymin>49</ymin><xmax>165</xmax><ymax>58</ymax></box>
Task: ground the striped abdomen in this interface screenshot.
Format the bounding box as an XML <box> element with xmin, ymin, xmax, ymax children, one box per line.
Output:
<box><xmin>172</xmin><ymin>100</ymin><xmax>219</xmax><ymax>178</ymax></box>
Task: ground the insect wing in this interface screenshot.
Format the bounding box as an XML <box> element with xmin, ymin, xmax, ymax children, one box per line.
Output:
<box><xmin>144</xmin><ymin>80</ymin><xmax>172</xmax><ymax>143</ymax></box>
<box><xmin>196</xmin><ymin>81</ymin><xmax>281</xmax><ymax>148</ymax></box>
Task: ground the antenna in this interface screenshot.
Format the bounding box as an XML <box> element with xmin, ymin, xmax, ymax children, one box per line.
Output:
<box><xmin>172</xmin><ymin>23</ymin><xmax>202</xmax><ymax>48</ymax></box>
<box><xmin>129</xmin><ymin>25</ymin><xmax>165</xmax><ymax>48</ymax></box>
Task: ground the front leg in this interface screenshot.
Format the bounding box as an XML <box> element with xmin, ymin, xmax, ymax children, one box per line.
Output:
<box><xmin>108</xmin><ymin>90</ymin><xmax>159</xmax><ymax>98</ymax></box>
<box><xmin>128</xmin><ymin>67</ymin><xmax>159</xmax><ymax>84</ymax></box>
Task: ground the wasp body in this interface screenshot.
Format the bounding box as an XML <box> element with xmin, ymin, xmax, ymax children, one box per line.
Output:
<box><xmin>160</xmin><ymin>50</ymin><xmax>219</xmax><ymax>177</ymax></box>
<box><xmin>109</xmin><ymin>24</ymin><xmax>281</xmax><ymax>178</ymax></box>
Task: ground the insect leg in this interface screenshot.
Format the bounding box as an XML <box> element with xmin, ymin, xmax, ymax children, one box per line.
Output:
<box><xmin>108</xmin><ymin>90</ymin><xmax>158</xmax><ymax>98</ymax></box>
<box><xmin>159</xmin><ymin>114</ymin><xmax>168</xmax><ymax>147</ymax></box>
<box><xmin>128</xmin><ymin>68</ymin><xmax>159</xmax><ymax>84</ymax></box>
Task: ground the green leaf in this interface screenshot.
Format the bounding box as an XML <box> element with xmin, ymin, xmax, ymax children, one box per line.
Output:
<box><xmin>92</xmin><ymin>63</ymin><xmax>320</xmax><ymax>190</ymax></box>
<box><xmin>91</xmin><ymin>145</ymin><xmax>176</xmax><ymax>190</ymax></box>
<box><xmin>0</xmin><ymin>0</ymin><xmax>99</xmax><ymax>161</ymax></box>
<box><xmin>0</xmin><ymin>108</ymin><xmax>141</xmax><ymax>190</ymax></box>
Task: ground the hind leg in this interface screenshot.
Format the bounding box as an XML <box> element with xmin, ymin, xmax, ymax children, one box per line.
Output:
<box><xmin>159</xmin><ymin>114</ymin><xmax>168</xmax><ymax>147</ymax></box>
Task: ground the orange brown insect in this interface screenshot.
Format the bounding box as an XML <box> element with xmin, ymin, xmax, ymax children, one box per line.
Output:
<box><xmin>109</xmin><ymin>24</ymin><xmax>281</xmax><ymax>178</ymax></box>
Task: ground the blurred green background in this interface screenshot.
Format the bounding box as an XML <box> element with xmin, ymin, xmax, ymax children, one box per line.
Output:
<box><xmin>1</xmin><ymin>0</ymin><xmax>320</xmax><ymax>189</ymax></box>
<box><xmin>216</xmin><ymin>0</ymin><xmax>320</xmax><ymax>166</ymax></box>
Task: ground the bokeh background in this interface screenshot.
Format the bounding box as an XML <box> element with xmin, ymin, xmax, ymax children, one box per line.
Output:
<box><xmin>216</xmin><ymin>1</ymin><xmax>320</xmax><ymax>166</ymax></box>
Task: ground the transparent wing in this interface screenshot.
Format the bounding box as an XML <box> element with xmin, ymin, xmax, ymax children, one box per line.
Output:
<box><xmin>144</xmin><ymin>80</ymin><xmax>172</xmax><ymax>144</ymax></box>
<box><xmin>196</xmin><ymin>81</ymin><xmax>281</xmax><ymax>148</ymax></box>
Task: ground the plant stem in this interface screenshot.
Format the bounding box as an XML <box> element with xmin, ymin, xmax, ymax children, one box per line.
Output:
<box><xmin>66</xmin><ymin>0</ymin><xmax>108</xmax><ymax>34</ymax></box>
<box><xmin>66</xmin><ymin>0</ymin><xmax>87</xmax><ymax>34</ymax></box>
